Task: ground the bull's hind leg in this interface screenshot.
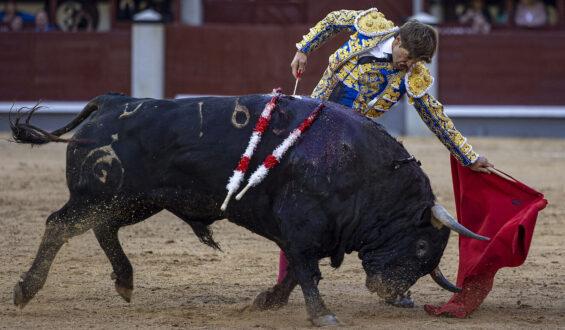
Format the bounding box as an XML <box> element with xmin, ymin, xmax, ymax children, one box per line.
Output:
<box><xmin>92</xmin><ymin>203</ymin><xmax>161</xmax><ymax>303</ymax></box>
<box><xmin>252</xmin><ymin>252</ymin><xmax>298</xmax><ymax>310</ymax></box>
<box><xmin>93</xmin><ymin>225</ymin><xmax>134</xmax><ymax>302</ymax></box>
<box><xmin>14</xmin><ymin>201</ymin><xmax>98</xmax><ymax>308</ymax></box>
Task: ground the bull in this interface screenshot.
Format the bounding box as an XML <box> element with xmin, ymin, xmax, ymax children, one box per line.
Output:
<box><xmin>10</xmin><ymin>93</ymin><xmax>487</xmax><ymax>326</ymax></box>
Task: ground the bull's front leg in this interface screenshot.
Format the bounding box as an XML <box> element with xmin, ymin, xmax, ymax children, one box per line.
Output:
<box><xmin>292</xmin><ymin>256</ymin><xmax>340</xmax><ymax>326</ymax></box>
<box><xmin>14</xmin><ymin>203</ymin><xmax>93</xmax><ymax>308</ymax></box>
<box><xmin>93</xmin><ymin>225</ymin><xmax>133</xmax><ymax>302</ymax></box>
<box><xmin>252</xmin><ymin>254</ymin><xmax>298</xmax><ymax>310</ymax></box>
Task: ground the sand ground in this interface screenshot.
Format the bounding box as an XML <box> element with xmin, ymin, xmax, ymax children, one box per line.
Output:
<box><xmin>1</xmin><ymin>133</ymin><xmax>564</xmax><ymax>329</ymax></box>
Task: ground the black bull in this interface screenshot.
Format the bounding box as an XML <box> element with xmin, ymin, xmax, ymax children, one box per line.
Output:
<box><xmin>10</xmin><ymin>93</ymin><xmax>486</xmax><ymax>326</ymax></box>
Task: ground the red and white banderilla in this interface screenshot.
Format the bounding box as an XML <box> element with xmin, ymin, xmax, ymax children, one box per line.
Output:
<box><xmin>235</xmin><ymin>102</ymin><xmax>325</xmax><ymax>200</ymax></box>
<box><xmin>221</xmin><ymin>88</ymin><xmax>282</xmax><ymax>211</ymax></box>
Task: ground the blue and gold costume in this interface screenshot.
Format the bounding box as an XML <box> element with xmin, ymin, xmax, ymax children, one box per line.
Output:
<box><xmin>296</xmin><ymin>8</ymin><xmax>478</xmax><ymax>165</ymax></box>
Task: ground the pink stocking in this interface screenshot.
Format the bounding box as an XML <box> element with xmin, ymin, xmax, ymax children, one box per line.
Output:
<box><xmin>277</xmin><ymin>250</ymin><xmax>288</xmax><ymax>284</ymax></box>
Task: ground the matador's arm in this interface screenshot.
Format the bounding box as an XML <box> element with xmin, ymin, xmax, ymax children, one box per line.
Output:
<box><xmin>412</xmin><ymin>93</ymin><xmax>478</xmax><ymax>166</ymax></box>
<box><xmin>406</xmin><ymin>63</ymin><xmax>478</xmax><ymax>166</ymax></box>
<box><xmin>296</xmin><ymin>10</ymin><xmax>359</xmax><ymax>54</ymax></box>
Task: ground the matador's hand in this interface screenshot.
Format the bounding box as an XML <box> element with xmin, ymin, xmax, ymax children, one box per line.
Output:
<box><xmin>291</xmin><ymin>50</ymin><xmax>307</xmax><ymax>79</ymax></box>
<box><xmin>468</xmin><ymin>156</ymin><xmax>494</xmax><ymax>174</ymax></box>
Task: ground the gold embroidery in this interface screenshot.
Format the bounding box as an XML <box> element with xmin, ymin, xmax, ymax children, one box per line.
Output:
<box><xmin>358</xmin><ymin>67</ymin><xmax>386</xmax><ymax>87</ymax></box>
<box><xmin>382</xmin><ymin>89</ymin><xmax>401</xmax><ymax>102</ymax></box>
<box><xmin>412</xmin><ymin>93</ymin><xmax>478</xmax><ymax>165</ymax></box>
<box><xmin>354</xmin><ymin>8</ymin><xmax>398</xmax><ymax>37</ymax></box>
<box><xmin>389</xmin><ymin>72</ymin><xmax>405</xmax><ymax>89</ymax></box>
<box><xmin>297</xmin><ymin>10</ymin><xmax>358</xmax><ymax>54</ymax></box>
<box><xmin>373</xmin><ymin>98</ymin><xmax>393</xmax><ymax>111</ymax></box>
<box><xmin>365</xmin><ymin>108</ymin><xmax>386</xmax><ymax>118</ymax></box>
<box><xmin>406</xmin><ymin>62</ymin><xmax>434</xmax><ymax>98</ymax></box>
<box><xmin>311</xmin><ymin>67</ymin><xmax>339</xmax><ymax>101</ymax></box>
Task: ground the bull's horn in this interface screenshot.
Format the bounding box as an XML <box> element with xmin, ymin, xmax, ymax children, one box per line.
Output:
<box><xmin>431</xmin><ymin>205</ymin><xmax>490</xmax><ymax>241</ymax></box>
<box><xmin>430</xmin><ymin>267</ymin><xmax>461</xmax><ymax>293</ymax></box>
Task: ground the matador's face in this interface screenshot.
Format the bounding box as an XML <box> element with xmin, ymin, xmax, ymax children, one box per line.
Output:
<box><xmin>391</xmin><ymin>36</ymin><xmax>417</xmax><ymax>70</ymax></box>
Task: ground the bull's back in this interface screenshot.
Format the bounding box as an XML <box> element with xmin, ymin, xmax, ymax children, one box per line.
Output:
<box><xmin>65</xmin><ymin>94</ymin><xmax>283</xmax><ymax>196</ymax></box>
<box><xmin>276</xmin><ymin>98</ymin><xmax>413</xmax><ymax>193</ymax></box>
<box><xmin>64</xmin><ymin>94</ymin><xmax>418</xmax><ymax>206</ymax></box>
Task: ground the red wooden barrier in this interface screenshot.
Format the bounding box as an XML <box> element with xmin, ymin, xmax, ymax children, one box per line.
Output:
<box><xmin>164</xmin><ymin>24</ymin><xmax>347</xmax><ymax>97</ymax></box>
<box><xmin>2</xmin><ymin>27</ymin><xmax>564</xmax><ymax>106</ymax></box>
<box><xmin>438</xmin><ymin>31</ymin><xmax>565</xmax><ymax>105</ymax></box>
<box><xmin>0</xmin><ymin>31</ymin><xmax>130</xmax><ymax>101</ymax></box>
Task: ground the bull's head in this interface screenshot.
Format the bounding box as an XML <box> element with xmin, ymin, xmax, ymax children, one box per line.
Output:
<box><xmin>363</xmin><ymin>205</ymin><xmax>488</xmax><ymax>306</ymax></box>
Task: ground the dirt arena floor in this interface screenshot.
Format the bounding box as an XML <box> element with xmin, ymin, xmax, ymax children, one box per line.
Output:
<box><xmin>1</xmin><ymin>132</ymin><xmax>564</xmax><ymax>329</ymax></box>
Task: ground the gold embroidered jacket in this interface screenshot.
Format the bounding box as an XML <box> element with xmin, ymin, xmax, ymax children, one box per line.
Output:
<box><xmin>296</xmin><ymin>8</ymin><xmax>478</xmax><ymax>165</ymax></box>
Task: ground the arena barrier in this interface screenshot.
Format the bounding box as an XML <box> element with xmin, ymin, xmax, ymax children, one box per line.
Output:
<box><xmin>2</xmin><ymin>101</ymin><xmax>565</xmax><ymax>137</ymax></box>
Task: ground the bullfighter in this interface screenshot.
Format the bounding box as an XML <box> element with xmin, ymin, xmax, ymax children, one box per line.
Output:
<box><xmin>274</xmin><ymin>7</ymin><xmax>493</xmax><ymax>300</ymax></box>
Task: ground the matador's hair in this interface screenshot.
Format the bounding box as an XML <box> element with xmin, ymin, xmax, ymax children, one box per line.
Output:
<box><xmin>394</xmin><ymin>20</ymin><xmax>438</xmax><ymax>63</ymax></box>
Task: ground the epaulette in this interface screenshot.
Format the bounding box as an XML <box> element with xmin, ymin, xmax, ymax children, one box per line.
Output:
<box><xmin>405</xmin><ymin>62</ymin><xmax>434</xmax><ymax>98</ymax></box>
<box><xmin>354</xmin><ymin>8</ymin><xmax>398</xmax><ymax>37</ymax></box>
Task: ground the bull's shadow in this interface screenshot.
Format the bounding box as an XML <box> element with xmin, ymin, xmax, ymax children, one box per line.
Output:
<box><xmin>10</xmin><ymin>93</ymin><xmax>487</xmax><ymax>326</ymax></box>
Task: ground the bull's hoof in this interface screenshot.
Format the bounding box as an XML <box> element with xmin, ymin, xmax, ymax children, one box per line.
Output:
<box><xmin>251</xmin><ymin>289</ymin><xmax>288</xmax><ymax>310</ymax></box>
<box><xmin>251</xmin><ymin>290</ymin><xmax>280</xmax><ymax>310</ymax></box>
<box><xmin>310</xmin><ymin>314</ymin><xmax>341</xmax><ymax>327</ymax></box>
<box><xmin>111</xmin><ymin>272</ymin><xmax>132</xmax><ymax>302</ymax></box>
<box><xmin>14</xmin><ymin>280</ymin><xmax>29</xmax><ymax>309</ymax></box>
<box><xmin>252</xmin><ymin>290</ymin><xmax>270</xmax><ymax>310</ymax></box>
<box><xmin>386</xmin><ymin>295</ymin><xmax>414</xmax><ymax>308</ymax></box>
<box><xmin>115</xmin><ymin>283</ymin><xmax>132</xmax><ymax>302</ymax></box>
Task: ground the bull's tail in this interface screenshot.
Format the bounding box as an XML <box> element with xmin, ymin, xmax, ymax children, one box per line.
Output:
<box><xmin>10</xmin><ymin>101</ymin><xmax>99</xmax><ymax>145</ymax></box>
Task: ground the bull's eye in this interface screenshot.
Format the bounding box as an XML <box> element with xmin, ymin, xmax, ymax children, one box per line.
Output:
<box><xmin>416</xmin><ymin>239</ymin><xmax>429</xmax><ymax>258</ymax></box>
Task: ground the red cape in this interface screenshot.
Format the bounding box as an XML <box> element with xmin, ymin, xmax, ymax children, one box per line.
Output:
<box><xmin>425</xmin><ymin>156</ymin><xmax>547</xmax><ymax>318</ymax></box>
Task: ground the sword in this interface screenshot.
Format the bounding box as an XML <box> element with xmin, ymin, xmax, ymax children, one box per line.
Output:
<box><xmin>292</xmin><ymin>69</ymin><xmax>302</xmax><ymax>96</ymax></box>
